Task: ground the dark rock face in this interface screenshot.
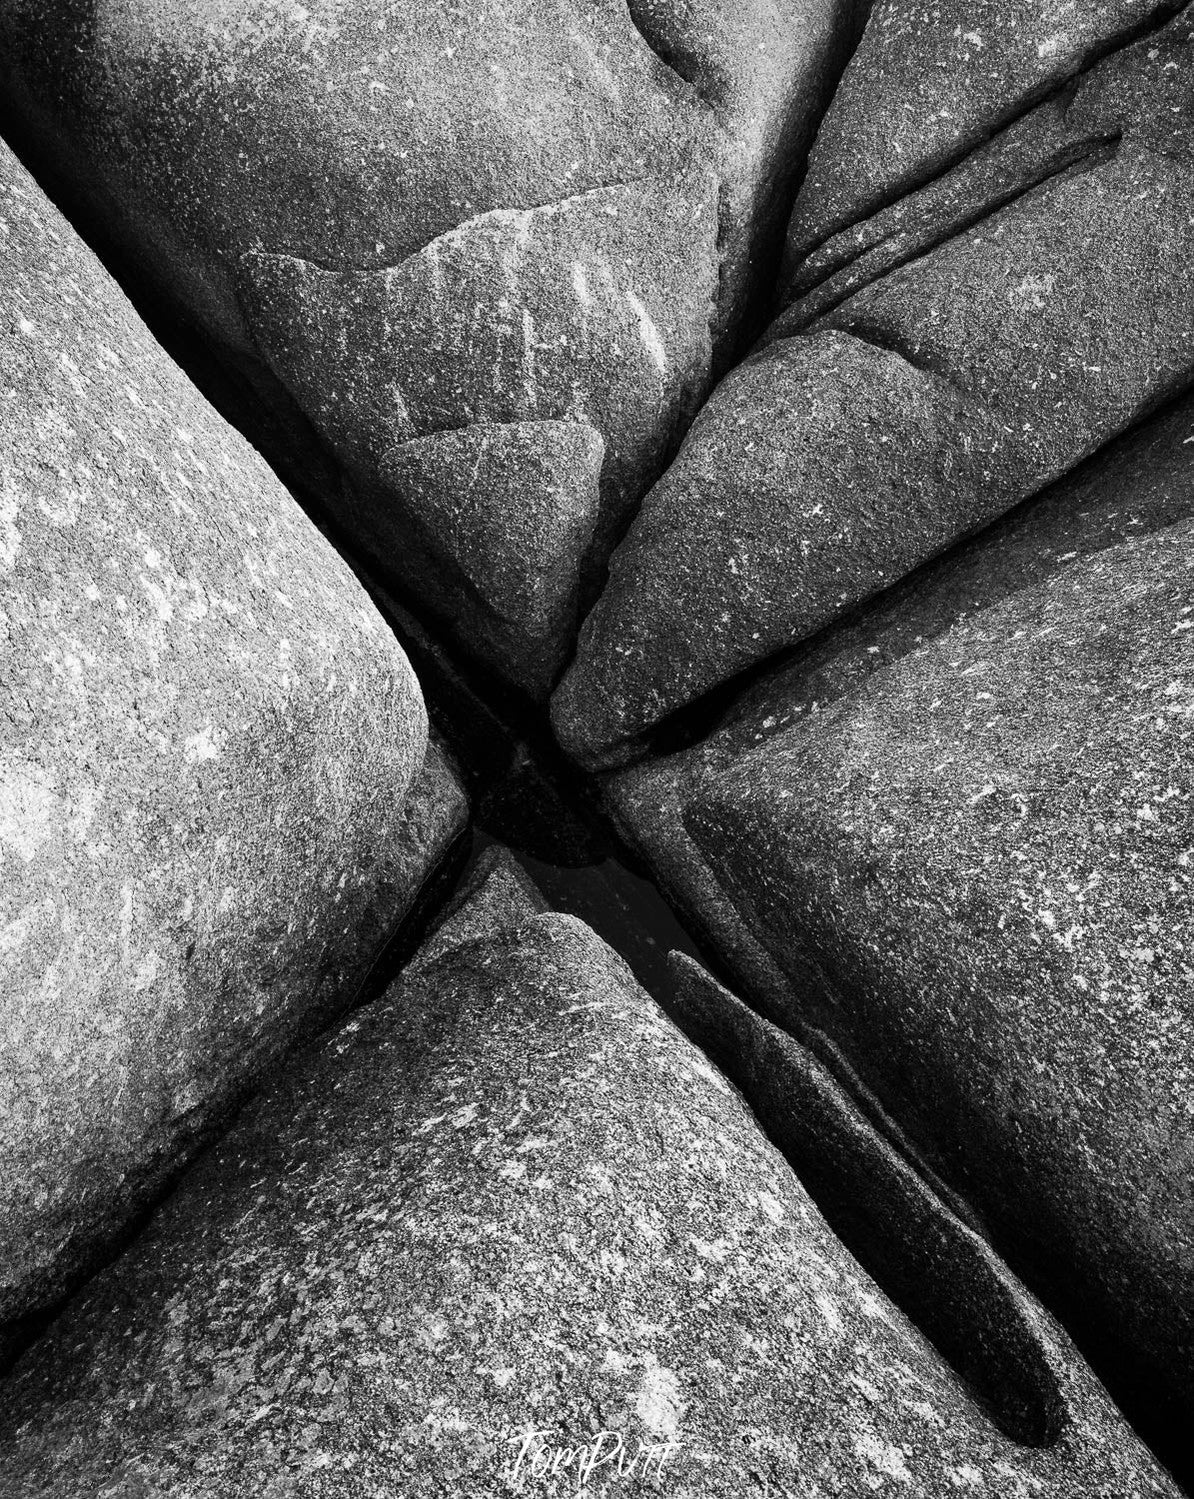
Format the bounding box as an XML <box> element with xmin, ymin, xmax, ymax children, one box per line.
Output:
<box><xmin>0</xmin><ymin>0</ymin><xmax>851</xmax><ymax>695</ymax></box>
<box><xmin>554</xmin><ymin>10</ymin><xmax>1194</xmax><ymax>764</ymax></box>
<box><xmin>0</xmin><ymin>140</ymin><xmax>463</xmax><ymax>1335</ymax></box>
<box><xmin>0</xmin><ymin>859</ymin><xmax>1176</xmax><ymax>1498</ymax></box>
<box><xmin>671</xmin><ymin>507</ymin><xmax>1193</xmax><ymax>1467</ymax></box>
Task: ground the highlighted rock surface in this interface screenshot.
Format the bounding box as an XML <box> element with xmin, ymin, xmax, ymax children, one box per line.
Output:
<box><xmin>0</xmin><ymin>140</ymin><xmax>463</xmax><ymax>1336</ymax></box>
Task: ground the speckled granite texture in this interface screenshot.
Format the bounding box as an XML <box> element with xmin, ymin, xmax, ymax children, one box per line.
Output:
<box><xmin>606</xmin><ymin>387</ymin><xmax>1194</xmax><ymax>1024</ymax></box>
<box><xmin>0</xmin><ymin>860</ymin><xmax>1177</xmax><ymax>1497</ymax></box>
<box><xmin>601</xmin><ymin>391</ymin><xmax>1194</xmax><ymax>1478</ymax></box>
<box><xmin>0</xmin><ymin>0</ymin><xmax>853</xmax><ymax>695</ymax></box>
<box><xmin>786</xmin><ymin>0</ymin><xmax>1181</xmax><ymax>271</ymax></box>
<box><xmin>0</xmin><ymin>139</ymin><xmax>462</xmax><ymax>1335</ymax></box>
<box><xmin>0</xmin><ymin>2</ymin><xmax>1189</xmax><ymax>1491</ymax></box>
<box><xmin>668</xmin><ymin>509</ymin><xmax>1193</xmax><ymax>1476</ymax></box>
<box><xmin>555</xmin><ymin>8</ymin><xmax>1194</xmax><ymax>764</ymax></box>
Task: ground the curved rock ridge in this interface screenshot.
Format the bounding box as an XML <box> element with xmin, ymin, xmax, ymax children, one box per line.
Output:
<box><xmin>663</xmin><ymin>506</ymin><xmax>1193</xmax><ymax>1477</ymax></box>
<box><xmin>0</xmin><ymin>139</ymin><xmax>464</xmax><ymax>1337</ymax></box>
<box><xmin>554</xmin><ymin>8</ymin><xmax>1194</xmax><ymax>765</ymax></box>
<box><xmin>0</xmin><ymin>0</ymin><xmax>852</xmax><ymax>696</ymax></box>
<box><xmin>0</xmin><ymin>852</ymin><xmax>1177</xmax><ymax>1497</ymax></box>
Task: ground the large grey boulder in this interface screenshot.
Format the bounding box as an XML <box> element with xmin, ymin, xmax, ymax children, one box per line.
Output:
<box><xmin>0</xmin><ymin>139</ymin><xmax>465</xmax><ymax>1339</ymax></box>
<box><xmin>554</xmin><ymin>9</ymin><xmax>1194</xmax><ymax>764</ymax></box>
<box><xmin>0</xmin><ymin>853</ymin><xmax>1175</xmax><ymax>1497</ymax></box>
<box><xmin>0</xmin><ymin>0</ymin><xmax>852</xmax><ymax>696</ymax></box>
<box><xmin>654</xmin><ymin>498</ymin><xmax>1193</xmax><ymax>1475</ymax></box>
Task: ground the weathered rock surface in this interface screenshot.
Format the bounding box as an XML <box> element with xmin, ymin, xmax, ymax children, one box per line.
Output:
<box><xmin>554</xmin><ymin>10</ymin><xmax>1194</xmax><ymax>764</ymax></box>
<box><xmin>665</xmin><ymin>505</ymin><xmax>1193</xmax><ymax>1474</ymax></box>
<box><xmin>0</xmin><ymin>856</ymin><xmax>1176</xmax><ymax>1497</ymax></box>
<box><xmin>0</xmin><ymin>0</ymin><xmax>852</xmax><ymax>695</ymax></box>
<box><xmin>607</xmin><ymin>389</ymin><xmax>1194</xmax><ymax>1005</ymax></box>
<box><xmin>785</xmin><ymin>0</ymin><xmax>1181</xmax><ymax>275</ymax></box>
<box><xmin>0</xmin><ymin>139</ymin><xmax>464</xmax><ymax>1337</ymax></box>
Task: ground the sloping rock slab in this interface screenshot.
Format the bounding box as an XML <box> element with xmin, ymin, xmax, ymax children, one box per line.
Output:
<box><xmin>606</xmin><ymin>389</ymin><xmax>1194</xmax><ymax>1019</ymax></box>
<box><xmin>0</xmin><ymin>856</ymin><xmax>1175</xmax><ymax>1497</ymax></box>
<box><xmin>786</xmin><ymin>0</ymin><xmax>1180</xmax><ymax>274</ymax></box>
<box><xmin>669</xmin><ymin>509</ymin><xmax>1193</xmax><ymax>1474</ymax></box>
<box><xmin>0</xmin><ymin>139</ymin><xmax>461</xmax><ymax>1336</ymax></box>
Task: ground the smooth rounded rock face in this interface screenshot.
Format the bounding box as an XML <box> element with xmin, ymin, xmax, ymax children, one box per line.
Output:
<box><xmin>680</xmin><ymin>514</ymin><xmax>1194</xmax><ymax>1473</ymax></box>
<box><xmin>0</xmin><ymin>859</ymin><xmax>1176</xmax><ymax>1498</ymax></box>
<box><xmin>554</xmin><ymin>9</ymin><xmax>1194</xmax><ymax>764</ymax></box>
<box><xmin>0</xmin><ymin>140</ymin><xmax>455</xmax><ymax>1334</ymax></box>
<box><xmin>0</xmin><ymin>0</ymin><xmax>850</xmax><ymax>694</ymax></box>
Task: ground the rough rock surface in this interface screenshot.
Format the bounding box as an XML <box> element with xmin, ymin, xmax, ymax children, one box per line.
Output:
<box><xmin>673</xmin><ymin>510</ymin><xmax>1193</xmax><ymax>1473</ymax></box>
<box><xmin>664</xmin><ymin>953</ymin><xmax>1091</xmax><ymax>1450</ymax></box>
<box><xmin>0</xmin><ymin>857</ymin><xmax>1176</xmax><ymax>1498</ymax></box>
<box><xmin>786</xmin><ymin>0</ymin><xmax>1181</xmax><ymax>274</ymax></box>
<box><xmin>0</xmin><ymin>0</ymin><xmax>852</xmax><ymax>695</ymax></box>
<box><xmin>555</xmin><ymin>10</ymin><xmax>1194</xmax><ymax>764</ymax></box>
<box><xmin>607</xmin><ymin>389</ymin><xmax>1194</xmax><ymax>1014</ymax></box>
<box><xmin>0</xmin><ymin>139</ymin><xmax>463</xmax><ymax>1335</ymax></box>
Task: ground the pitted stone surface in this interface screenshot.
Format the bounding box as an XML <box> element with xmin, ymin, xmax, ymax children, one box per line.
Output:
<box><xmin>0</xmin><ymin>140</ymin><xmax>453</xmax><ymax>1331</ymax></box>
<box><xmin>0</xmin><ymin>884</ymin><xmax>1176</xmax><ymax>1497</ymax></box>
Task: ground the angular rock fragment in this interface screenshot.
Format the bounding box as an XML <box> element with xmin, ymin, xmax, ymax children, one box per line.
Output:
<box><xmin>378</xmin><ymin>422</ymin><xmax>604</xmax><ymax>698</ymax></box>
<box><xmin>0</xmin><ymin>0</ymin><xmax>852</xmax><ymax>693</ymax></box>
<box><xmin>555</xmin><ymin>10</ymin><xmax>1194</xmax><ymax>763</ymax></box>
<box><xmin>0</xmin><ymin>140</ymin><xmax>464</xmax><ymax>1338</ymax></box>
<box><xmin>664</xmin><ymin>954</ymin><xmax>1082</xmax><ymax>1449</ymax></box>
<box><xmin>664</xmin><ymin>507</ymin><xmax>1193</xmax><ymax>1474</ymax></box>
<box><xmin>0</xmin><ymin>859</ymin><xmax>1176</xmax><ymax>1497</ymax></box>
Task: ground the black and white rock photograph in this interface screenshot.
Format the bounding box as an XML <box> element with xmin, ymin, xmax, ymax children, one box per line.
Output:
<box><xmin>0</xmin><ymin>2</ymin><xmax>1189</xmax><ymax>1494</ymax></box>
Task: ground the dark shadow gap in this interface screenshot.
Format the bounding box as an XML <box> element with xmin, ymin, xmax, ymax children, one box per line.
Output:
<box><xmin>666</xmin><ymin>955</ymin><xmax>1069</xmax><ymax>1449</ymax></box>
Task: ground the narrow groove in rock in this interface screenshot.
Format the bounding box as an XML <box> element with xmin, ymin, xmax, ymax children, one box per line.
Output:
<box><xmin>784</xmin><ymin>131</ymin><xmax>1124</xmax><ymax>326</ymax></box>
<box><xmin>668</xmin><ymin>962</ymin><xmax>1068</xmax><ymax>1447</ymax></box>
<box><xmin>806</xmin><ymin>317</ymin><xmax>975</xmax><ymax>394</ymax></box>
<box><xmin>789</xmin><ymin>0</ymin><xmax>1190</xmax><ymax>274</ymax></box>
